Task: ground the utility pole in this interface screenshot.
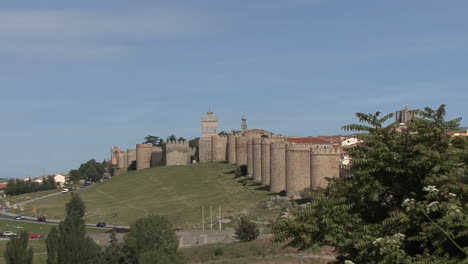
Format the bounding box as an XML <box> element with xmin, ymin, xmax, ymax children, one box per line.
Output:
<box><xmin>219</xmin><ymin>204</ymin><xmax>221</xmax><ymax>230</ymax></box>
<box><xmin>210</xmin><ymin>204</ymin><xmax>213</xmax><ymax>231</ymax></box>
<box><xmin>202</xmin><ymin>205</ymin><xmax>204</xmax><ymax>231</ymax></box>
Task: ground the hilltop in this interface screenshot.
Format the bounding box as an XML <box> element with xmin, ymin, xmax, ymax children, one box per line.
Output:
<box><xmin>18</xmin><ymin>163</ymin><xmax>281</xmax><ymax>228</ymax></box>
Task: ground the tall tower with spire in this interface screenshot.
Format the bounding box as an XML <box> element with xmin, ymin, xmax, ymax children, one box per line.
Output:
<box><xmin>241</xmin><ymin>116</ymin><xmax>247</xmax><ymax>132</ymax></box>
<box><xmin>201</xmin><ymin>108</ymin><xmax>218</xmax><ymax>138</ymax></box>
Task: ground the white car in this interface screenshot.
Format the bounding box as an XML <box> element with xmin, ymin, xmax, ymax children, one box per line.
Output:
<box><xmin>2</xmin><ymin>231</ymin><xmax>17</xmax><ymax>237</ymax></box>
<box><xmin>61</xmin><ymin>189</ymin><xmax>69</xmax><ymax>193</ymax></box>
<box><xmin>15</xmin><ymin>215</ymin><xmax>25</xmax><ymax>220</ymax></box>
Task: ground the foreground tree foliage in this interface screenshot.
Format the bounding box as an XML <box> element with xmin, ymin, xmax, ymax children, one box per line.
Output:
<box><xmin>47</xmin><ymin>195</ymin><xmax>100</xmax><ymax>264</ymax></box>
<box><xmin>121</xmin><ymin>215</ymin><xmax>182</xmax><ymax>264</ymax></box>
<box><xmin>66</xmin><ymin>193</ymin><xmax>86</xmax><ymax>217</ymax></box>
<box><xmin>4</xmin><ymin>231</ymin><xmax>33</xmax><ymax>264</ymax></box>
<box><xmin>272</xmin><ymin>105</ymin><xmax>467</xmax><ymax>263</ymax></box>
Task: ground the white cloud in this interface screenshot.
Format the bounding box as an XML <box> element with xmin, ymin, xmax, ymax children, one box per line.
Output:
<box><xmin>0</xmin><ymin>8</ymin><xmax>215</xmax><ymax>60</ymax></box>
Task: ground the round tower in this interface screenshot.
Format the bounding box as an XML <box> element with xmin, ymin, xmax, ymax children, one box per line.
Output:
<box><xmin>270</xmin><ymin>141</ymin><xmax>286</xmax><ymax>193</ymax></box>
<box><xmin>126</xmin><ymin>149</ymin><xmax>136</xmax><ymax>168</ymax></box>
<box><xmin>310</xmin><ymin>147</ymin><xmax>341</xmax><ymax>189</ymax></box>
<box><xmin>286</xmin><ymin>144</ymin><xmax>311</xmax><ymax>196</ymax></box>
<box><xmin>252</xmin><ymin>138</ymin><xmax>262</xmax><ymax>182</ymax></box>
<box><xmin>227</xmin><ymin>133</ymin><xmax>237</xmax><ymax>164</ymax></box>
<box><xmin>211</xmin><ymin>135</ymin><xmax>227</xmax><ymax>162</ymax></box>
<box><xmin>261</xmin><ymin>139</ymin><xmax>271</xmax><ymax>185</ymax></box>
<box><xmin>247</xmin><ymin>138</ymin><xmax>254</xmax><ymax>177</ymax></box>
<box><xmin>235</xmin><ymin>137</ymin><xmax>248</xmax><ymax>166</ymax></box>
<box><xmin>117</xmin><ymin>152</ymin><xmax>126</xmax><ymax>169</ymax></box>
<box><xmin>136</xmin><ymin>143</ymin><xmax>153</xmax><ymax>170</ymax></box>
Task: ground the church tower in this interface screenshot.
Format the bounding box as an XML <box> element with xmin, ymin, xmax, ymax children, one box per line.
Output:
<box><xmin>201</xmin><ymin>110</ymin><xmax>218</xmax><ymax>138</ymax></box>
<box><xmin>241</xmin><ymin>116</ymin><xmax>247</xmax><ymax>132</ymax></box>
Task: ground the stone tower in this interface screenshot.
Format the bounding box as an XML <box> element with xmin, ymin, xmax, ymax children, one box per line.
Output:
<box><xmin>261</xmin><ymin>139</ymin><xmax>271</xmax><ymax>185</ymax></box>
<box><xmin>286</xmin><ymin>144</ymin><xmax>311</xmax><ymax>196</ymax></box>
<box><xmin>235</xmin><ymin>137</ymin><xmax>248</xmax><ymax>166</ymax></box>
<box><xmin>199</xmin><ymin>110</ymin><xmax>219</xmax><ymax>162</ymax></box>
<box><xmin>395</xmin><ymin>105</ymin><xmax>415</xmax><ymax>124</ymax></box>
<box><xmin>247</xmin><ymin>139</ymin><xmax>254</xmax><ymax>177</ymax></box>
<box><xmin>202</xmin><ymin>111</ymin><xmax>218</xmax><ymax>138</ymax></box>
<box><xmin>310</xmin><ymin>147</ymin><xmax>341</xmax><ymax>189</ymax></box>
<box><xmin>136</xmin><ymin>143</ymin><xmax>153</xmax><ymax>170</ymax></box>
<box><xmin>241</xmin><ymin>116</ymin><xmax>247</xmax><ymax>131</ymax></box>
<box><xmin>252</xmin><ymin>138</ymin><xmax>263</xmax><ymax>182</ymax></box>
<box><xmin>227</xmin><ymin>133</ymin><xmax>237</xmax><ymax>164</ymax></box>
<box><xmin>270</xmin><ymin>141</ymin><xmax>286</xmax><ymax>193</ymax></box>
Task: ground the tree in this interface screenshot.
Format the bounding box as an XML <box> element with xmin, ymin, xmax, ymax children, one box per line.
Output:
<box><xmin>4</xmin><ymin>231</ymin><xmax>33</xmax><ymax>264</ymax></box>
<box><xmin>122</xmin><ymin>215</ymin><xmax>180</xmax><ymax>263</ymax></box>
<box><xmin>167</xmin><ymin>134</ymin><xmax>177</xmax><ymax>142</ymax></box>
<box><xmin>66</xmin><ymin>193</ymin><xmax>86</xmax><ymax>217</ymax></box>
<box><xmin>235</xmin><ymin>216</ymin><xmax>259</xmax><ymax>242</ymax></box>
<box><xmin>177</xmin><ymin>137</ymin><xmax>186</xmax><ymax>143</ymax></box>
<box><xmin>144</xmin><ymin>135</ymin><xmax>161</xmax><ymax>147</ymax></box>
<box><xmin>272</xmin><ymin>105</ymin><xmax>467</xmax><ymax>263</ymax></box>
<box><xmin>98</xmin><ymin>230</ymin><xmax>121</xmax><ymax>264</ymax></box>
<box><xmin>218</xmin><ymin>131</ymin><xmax>228</xmax><ymax>136</ymax></box>
<box><xmin>46</xmin><ymin>227</ymin><xmax>59</xmax><ymax>264</ymax></box>
<box><xmin>84</xmin><ymin>166</ymin><xmax>101</xmax><ymax>182</ymax></box>
<box><xmin>56</xmin><ymin>214</ymin><xmax>100</xmax><ymax>264</ymax></box>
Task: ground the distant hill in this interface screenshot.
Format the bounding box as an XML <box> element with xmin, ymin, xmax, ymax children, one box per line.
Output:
<box><xmin>19</xmin><ymin>163</ymin><xmax>280</xmax><ymax>228</ymax></box>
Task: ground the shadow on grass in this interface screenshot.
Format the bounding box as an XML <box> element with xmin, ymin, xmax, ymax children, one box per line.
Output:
<box><xmin>294</xmin><ymin>198</ymin><xmax>310</xmax><ymax>205</ymax></box>
<box><xmin>224</xmin><ymin>170</ymin><xmax>236</xmax><ymax>175</ymax></box>
<box><xmin>254</xmin><ymin>185</ymin><xmax>270</xmax><ymax>191</ymax></box>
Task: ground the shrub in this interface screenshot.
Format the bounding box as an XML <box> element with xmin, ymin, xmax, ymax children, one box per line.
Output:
<box><xmin>234</xmin><ymin>165</ymin><xmax>248</xmax><ymax>178</ymax></box>
<box><xmin>235</xmin><ymin>216</ymin><xmax>259</xmax><ymax>242</ymax></box>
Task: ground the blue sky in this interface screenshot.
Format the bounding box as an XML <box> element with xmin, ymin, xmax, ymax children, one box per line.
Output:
<box><xmin>1</xmin><ymin>0</ymin><xmax>467</xmax><ymax>178</ymax></box>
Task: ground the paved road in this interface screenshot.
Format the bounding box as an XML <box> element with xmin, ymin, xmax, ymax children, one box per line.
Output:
<box><xmin>2</xmin><ymin>183</ymin><xmax>130</xmax><ymax>230</ymax></box>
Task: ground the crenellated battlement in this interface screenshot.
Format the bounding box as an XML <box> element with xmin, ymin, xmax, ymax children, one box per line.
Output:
<box><xmin>311</xmin><ymin>147</ymin><xmax>341</xmax><ymax>155</ymax></box>
<box><xmin>165</xmin><ymin>140</ymin><xmax>189</xmax><ymax>146</ymax></box>
<box><xmin>286</xmin><ymin>143</ymin><xmax>312</xmax><ymax>151</ymax></box>
<box><xmin>136</xmin><ymin>143</ymin><xmax>153</xmax><ymax>148</ymax></box>
<box><xmin>270</xmin><ymin>141</ymin><xmax>287</xmax><ymax>149</ymax></box>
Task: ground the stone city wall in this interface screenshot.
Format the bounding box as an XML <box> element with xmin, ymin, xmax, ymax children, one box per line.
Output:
<box><xmin>286</xmin><ymin>144</ymin><xmax>311</xmax><ymax>196</ymax></box>
<box><xmin>252</xmin><ymin>138</ymin><xmax>263</xmax><ymax>182</ymax></box>
<box><xmin>211</xmin><ymin>135</ymin><xmax>227</xmax><ymax>162</ymax></box>
<box><xmin>165</xmin><ymin>141</ymin><xmax>191</xmax><ymax>166</ymax></box>
<box><xmin>126</xmin><ymin>149</ymin><xmax>136</xmax><ymax>168</ymax></box>
<box><xmin>270</xmin><ymin>141</ymin><xmax>287</xmax><ymax>193</ymax></box>
<box><xmin>310</xmin><ymin>147</ymin><xmax>341</xmax><ymax>189</ymax></box>
<box><xmin>227</xmin><ymin>133</ymin><xmax>237</xmax><ymax>164</ymax></box>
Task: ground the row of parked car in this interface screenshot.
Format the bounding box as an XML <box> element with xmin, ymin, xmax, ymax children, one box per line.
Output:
<box><xmin>62</xmin><ymin>181</ymin><xmax>96</xmax><ymax>193</ymax></box>
<box><xmin>1</xmin><ymin>231</ymin><xmax>41</xmax><ymax>238</ymax></box>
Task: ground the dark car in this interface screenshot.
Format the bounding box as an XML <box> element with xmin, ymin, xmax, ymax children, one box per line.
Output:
<box><xmin>96</xmin><ymin>222</ymin><xmax>107</xmax><ymax>228</ymax></box>
<box><xmin>37</xmin><ymin>216</ymin><xmax>46</xmax><ymax>222</ymax></box>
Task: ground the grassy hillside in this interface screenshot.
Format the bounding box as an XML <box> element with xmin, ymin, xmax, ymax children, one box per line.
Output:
<box><xmin>19</xmin><ymin>163</ymin><xmax>280</xmax><ymax>228</ymax></box>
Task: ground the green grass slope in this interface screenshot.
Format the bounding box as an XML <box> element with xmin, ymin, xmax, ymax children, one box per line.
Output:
<box><xmin>20</xmin><ymin>163</ymin><xmax>279</xmax><ymax>228</ymax></box>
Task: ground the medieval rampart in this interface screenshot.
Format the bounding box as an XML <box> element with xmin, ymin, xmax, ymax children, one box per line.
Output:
<box><xmin>150</xmin><ymin>147</ymin><xmax>164</xmax><ymax>167</ymax></box>
<box><xmin>211</xmin><ymin>135</ymin><xmax>227</xmax><ymax>162</ymax></box>
<box><xmin>247</xmin><ymin>139</ymin><xmax>254</xmax><ymax>177</ymax></box>
<box><xmin>136</xmin><ymin>143</ymin><xmax>153</xmax><ymax>170</ymax></box>
<box><xmin>252</xmin><ymin>138</ymin><xmax>262</xmax><ymax>182</ymax></box>
<box><xmin>261</xmin><ymin>140</ymin><xmax>271</xmax><ymax>185</ymax></box>
<box><xmin>235</xmin><ymin>137</ymin><xmax>248</xmax><ymax>167</ymax></box>
<box><xmin>310</xmin><ymin>147</ymin><xmax>341</xmax><ymax>189</ymax></box>
<box><xmin>227</xmin><ymin>134</ymin><xmax>237</xmax><ymax>164</ymax></box>
<box><xmin>199</xmin><ymin>137</ymin><xmax>212</xmax><ymax>163</ymax></box>
<box><xmin>126</xmin><ymin>149</ymin><xmax>136</xmax><ymax>168</ymax></box>
<box><xmin>286</xmin><ymin>144</ymin><xmax>311</xmax><ymax>196</ymax></box>
<box><xmin>117</xmin><ymin>152</ymin><xmax>126</xmax><ymax>169</ymax></box>
<box><xmin>165</xmin><ymin>141</ymin><xmax>191</xmax><ymax>166</ymax></box>
<box><xmin>270</xmin><ymin>141</ymin><xmax>286</xmax><ymax>193</ymax></box>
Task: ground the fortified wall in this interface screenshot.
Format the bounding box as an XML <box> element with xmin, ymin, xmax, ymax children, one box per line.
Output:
<box><xmin>113</xmin><ymin>140</ymin><xmax>195</xmax><ymax>171</ymax></box>
<box><xmin>111</xmin><ymin>111</ymin><xmax>343</xmax><ymax>198</ymax></box>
